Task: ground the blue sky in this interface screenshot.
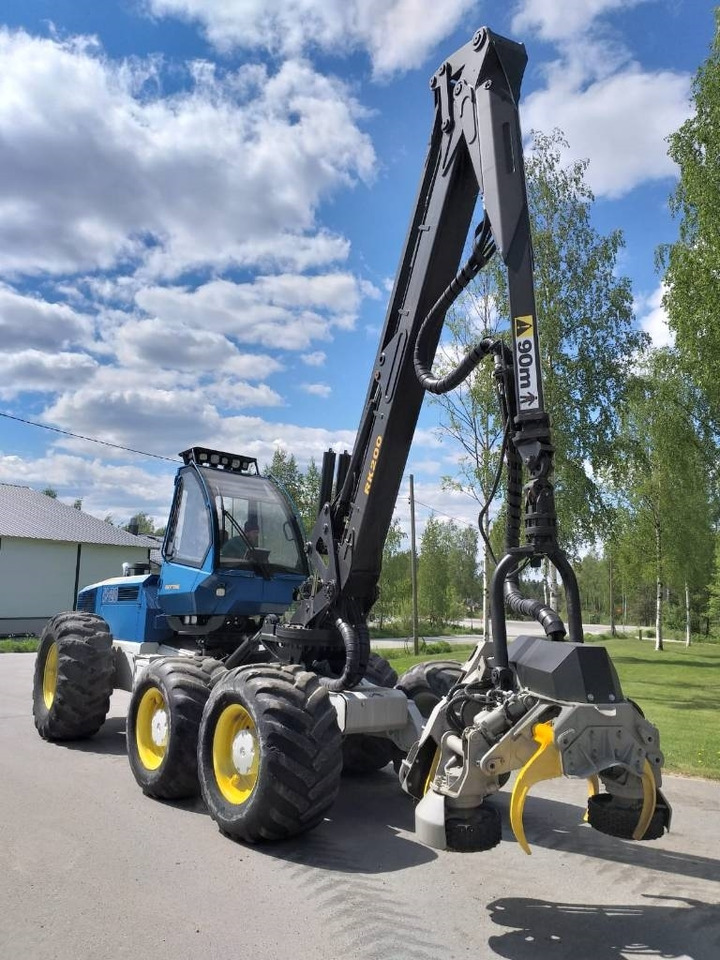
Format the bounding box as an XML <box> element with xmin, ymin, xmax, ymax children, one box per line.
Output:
<box><xmin>0</xmin><ymin>0</ymin><xmax>715</xmax><ymax>535</ymax></box>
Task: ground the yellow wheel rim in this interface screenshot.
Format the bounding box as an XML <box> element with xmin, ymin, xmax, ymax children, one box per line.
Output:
<box><xmin>135</xmin><ymin>687</ymin><xmax>169</xmax><ymax>771</ymax></box>
<box><xmin>424</xmin><ymin>747</ymin><xmax>441</xmax><ymax>795</ymax></box>
<box><xmin>43</xmin><ymin>642</ymin><xmax>59</xmax><ymax>709</ymax></box>
<box><xmin>213</xmin><ymin>703</ymin><xmax>260</xmax><ymax>805</ymax></box>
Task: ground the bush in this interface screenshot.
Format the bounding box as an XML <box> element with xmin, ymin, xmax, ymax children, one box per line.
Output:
<box><xmin>425</xmin><ymin>640</ymin><xmax>453</xmax><ymax>654</ymax></box>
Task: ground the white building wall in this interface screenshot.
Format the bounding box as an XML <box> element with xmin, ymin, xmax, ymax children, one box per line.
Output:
<box><xmin>0</xmin><ymin>538</ymin><xmax>150</xmax><ymax>634</ymax></box>
<box><xmin>78</xmin><ymin>544</ymin><xmax>150</xmax><ymax>592</ymax></box>
<box><xmin>0</xmin><ymin>539</ymin><xmax>76</xmax><ymax>620</ymax></box>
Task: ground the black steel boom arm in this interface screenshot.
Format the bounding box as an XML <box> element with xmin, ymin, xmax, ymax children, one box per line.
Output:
<box><xmin>279</xmin><ymin>27</ymin><xmax>583</xmax><ymax>688</ymax></box>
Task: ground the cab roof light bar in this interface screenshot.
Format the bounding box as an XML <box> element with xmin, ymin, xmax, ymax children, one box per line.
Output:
<box><xmin>179</xmin><ymin>447</ymin><xmax>259</xmax><ymax>474</ymax></box>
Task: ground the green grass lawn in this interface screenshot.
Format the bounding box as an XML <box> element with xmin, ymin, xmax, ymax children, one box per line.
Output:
<box><xmin>595</xmin><ymin>637</ymin><xmax>720</xmax><ymax>780</ymax></box>
<box><xmin>0</xmin><ymin>637</ymin><xmax>39</xmax><ymax>653</ymax></box>
<box><xmin>378</xmin><ymin>636</ymin><xmax>720</xmax><ymax>781</ymax></box>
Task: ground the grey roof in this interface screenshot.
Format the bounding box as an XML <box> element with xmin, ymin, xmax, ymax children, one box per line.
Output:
<box><xmin>0</xmin><ymin>484</ymin><xmax>158</xmax><ymax>548</ymax></box>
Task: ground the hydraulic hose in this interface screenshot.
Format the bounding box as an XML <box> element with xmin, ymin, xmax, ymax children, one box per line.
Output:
<box><xmin>416</xmin><ymin>332</ymin><xmax>496</xmax><ymax>395</ymax></box>
<box><xmin>318</xmin><ymin>616</ymin><xmax>370</xmax><ymax>692</ymax></box>
<box><xmin>414</xmin><ymin>218</ymin><xmax>496</xmax><ymax>395</ymax></box>
<box><xmin>503</xmin><ymin>578</ymin><xmax>566</xmax><ymax>638</ymax></box>
<box><xmin>499</xmin><ymin>433</ymin><xmax>566</xmax><ymax>640</ymax></box>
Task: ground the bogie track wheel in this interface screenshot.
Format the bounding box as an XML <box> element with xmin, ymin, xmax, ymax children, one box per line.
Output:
<box><xmin>198</xmin><ymin>664</ymin><xmax>342</xmax><ymax>842</ymax></box>
<box><xmin>342</xmin><ymin>653</ymin><xmax>399</xmax><ymax>775</ymax></box>
<box><xmin>127</xmin><ymin>657</ymin><xmax>224</xmax><ymax>800</ymax></box>
<box><xmin>33</xmin><ymin>612</ymin><xmax>114</xmax><ymax>740</ymax></box>
<box><xmin>587</xmin><ymin>792</ymin><xmax>670</xmax><ymax>841</ymax></box>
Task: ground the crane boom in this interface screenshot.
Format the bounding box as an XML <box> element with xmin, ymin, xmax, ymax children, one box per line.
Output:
<box><xmin>263</xmin><ymin>27</ymin><xmax>581</xmax><ymax>688</ymax></box>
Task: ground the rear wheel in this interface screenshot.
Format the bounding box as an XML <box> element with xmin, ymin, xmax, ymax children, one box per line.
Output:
<box><xmin>396</xmin><ymin>659</ymin><xmax>463</xmax><ymax>717</ymax></box>
<box><xmin>198</xmin><ymin>663</ymin><xmax>342</xmax><ymax>842</ymax></box>
<box><xmin>127</xmin><ymin>657</ymin><xmax>224</xmax><ymax>799</ymax></box>
<box><xmin>341</xmin><ymin>653</ymin><xmax>399</xmax><ymax>775</ymax></box>
<box><xmin>397</xmin><ymin>658</ymin><xmax>510</xmax><ymax>792</ymax></box>
<box><xmin>32</xmin><ymin>613</ymin><xmax>114</xmax><ymax>740</ymax></box>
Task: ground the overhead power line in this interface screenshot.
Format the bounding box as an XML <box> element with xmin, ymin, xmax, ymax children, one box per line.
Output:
<box><xmin>2</xmin><ymin>410</ymin><xmax>490</xmax><ymax>520</ymax></box>
<box><xmin>413</xmin><ymin>496</ymin><xmax>479</xmax><ymax>530</ymax></box>
<box><xmin>0</xmin><ymin>411</ymin><xmax>176</xmax><ymax>462</ymax></box>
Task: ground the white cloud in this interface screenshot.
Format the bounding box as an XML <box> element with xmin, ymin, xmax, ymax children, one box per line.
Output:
<box><xmin>0</xmin><ymin>350</ymin><xmax>98</xmax><ymax>399</ymax></box>
<box><xmin>0</xmin><ymin>452</ymin><xmax>177</xmax><ymax>527</ymax></box>
<box><xmin>112</xmin><ymin>316</ymin><xmax>284</xmax><ymax>378</ymax></box>
<box><xmin>636</xmin><ymin>282</ymin><xmax>674</xmax><ymax>349</ymax></box>
<box><xmin>301</xmin><ymin>351</ymin><xmax>326</xmax><ymax>367</ymax></box>
<box><xmin>511</xmin><ymin>2</ymin><xmax>692</xmax><ymax>200</ymax></box>
<box><xmin>301</xmin><ymin>382</ymin><xmax>332</xmax><ymax>398</ymax></box>
<box><xmin>145</xmin><ymin>0</ymin><xmax>478</xmax><ymax>77</ymax></box>
<box><xmin>43</xmin><ymin>381</ymin><xmax>221</xmax><ymax>454</ymax></box>
<box><xmin>0</xmin><ymin>284</ymin><xmax>94</xmax><ymax>350</ymax></box>
<box><xmin>521</xmin><ymin>67</ymin><xmax>691</xmax><ymax>199</ymax></box>
<box><xmin>135</xmin><ymin>272</ymin><xmax>366</xmax><ymax>349</ymax></box>
<box><xmin>32</xmin><ymin>370</ymin><xmax>356</xmax><ymax>464</ymax></box>
<box><xmin>205</xmin><ymin>379</ymin><xmax>285</xmax><ymax>410</ymax></box>
<box><xmin>408</xmin><ymin>458</ymin><xmax>444</xmax><ymax>476</ymax></box>
<box><xmin>0</xmin><ymin>422</ymin><xmax>358</xmax><ymax>525</ymax></box>
<box><xmin>391</xmin><ymin>474</ymin><xmax>481</xmax><ymax>543</ymax></box>
<box><xmin>0</xmin><ymin>29</ymin><xmax>375</xmax><ymax>280</ymax></box>
<box><xmin>512</xmin><ymin>0</ymin><xmax>650</xmax><ymax>43</ymax></box>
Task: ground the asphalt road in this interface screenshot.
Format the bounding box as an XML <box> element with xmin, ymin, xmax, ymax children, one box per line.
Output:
<box><xmin>1</xmin><ymin>653</ymin><xmax>718</xmax><ymax>960</ymax></box>
<box><xmin>372</xmin><ymin>619</ymin><xmax>619</xmax><ymax>649</ymax></box>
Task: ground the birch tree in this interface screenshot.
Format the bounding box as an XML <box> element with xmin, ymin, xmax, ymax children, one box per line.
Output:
<box><xmin>613</xmin><ymin>350</ymin><xmax>715</xmax><ymax>649</ymax></box>
<box><xmin>662</xmin><ymin>13</ymin><xmax>720</xmax><ymax>419</ymax></box>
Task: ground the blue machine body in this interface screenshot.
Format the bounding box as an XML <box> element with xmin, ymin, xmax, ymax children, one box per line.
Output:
<box><xmin>77</xmin><ymin>574</ymin><xmax>171</xmax><ymax>644</ymax></box>
<box><xmin>76</xmin><ymin>447</ymin><xmax>309</xmax><ymax>645</ymax></box>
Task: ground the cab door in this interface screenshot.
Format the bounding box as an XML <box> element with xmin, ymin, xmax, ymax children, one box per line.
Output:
<box><xmin>158</xmin><ymin>467</ymin><xmax>213</xmax><ymax>614</ymax></box>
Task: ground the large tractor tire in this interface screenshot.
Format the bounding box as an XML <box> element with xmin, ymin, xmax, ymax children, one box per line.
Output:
<box><xmin>33</xmin><ymin>612</ymin><xmax>114</xmax><ymax>741</ymax></box>
<box><xmin>127</xmin><ymin>656</ymin><xmax>224</xmax><ymax>800</ymax></box>
<box><xmin>198</xmin><ymin>663</ymin><xmax>342</xmax><ymax>843</ymax></box>
<box><xmin>341</xmin><ymin>652</ymin><xmax>399</xmax><ymax>775</ymax></box>
<box><xmin>395</xmin><ymin>659</ymin><xmax>463</xmax><ymax>718</ymax></box>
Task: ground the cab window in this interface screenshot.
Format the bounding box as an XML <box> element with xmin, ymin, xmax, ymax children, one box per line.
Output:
<box><xmin>164</xmin><ymin>471</ymin><xmax>212</xmax><ymax>567</ymax></box>
<box><xmin>206</xmin><ymin>472</ymin><xmax>306</xmax><ymax>574</ymax></box>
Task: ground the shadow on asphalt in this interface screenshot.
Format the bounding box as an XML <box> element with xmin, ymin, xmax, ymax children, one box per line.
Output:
<box><xmin>257</xmin><ymin>768</ymin><xmax>436</xmax><ymax>874</ymax></box>
<box><xmin>55</xmin><ymin>720</ymin><xmax>720</xmax><ymax>886</ymax></box>
<box><xmin>485</xmin><ymin>894</ymin><xmax>720</xmax><ymax>960</ymax></box>
<box><xmin>492</xmin><ymin>789</ymin><xmax>720</xmax><ymax>886</ymax></box>
<box><xmin>171</xmin><ymin>768</ymin><xmax>437</xmax><ymax>874</ymax></box>
<box><xmin>53</xmin><ymin>715</ymin><xmax>128</xmax><ymax>756</ymax></box>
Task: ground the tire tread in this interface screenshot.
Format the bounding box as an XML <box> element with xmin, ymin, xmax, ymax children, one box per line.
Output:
<box><xmin>33</xmin><ymin>612</ymin><xmax>114</xmax><ymax>741</ymax></box>
<box><xmin>199</xmin><ymin>663</ymin><xmax>342</xmax><ymax>842</ymax></box>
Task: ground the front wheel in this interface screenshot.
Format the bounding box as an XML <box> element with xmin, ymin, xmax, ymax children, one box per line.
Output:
<box><xmin>32</xmin><ymin>612</ymin><xmax>114</xmax><ymax>740</ymax></box>
<box><xmin>198</xmin><ymin>664</ymin><xmax>342</xmax><ymax>842</ymax></box>
<box><xmin>587</xmin><ymin>793</ymin><xmax>669</xmax><ymax>841</ymax></box>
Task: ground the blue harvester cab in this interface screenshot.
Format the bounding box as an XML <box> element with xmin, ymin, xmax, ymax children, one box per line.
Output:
<box><xmin>76</xmin><ymin>447</ymin><xmax>309</xmax><ymax>645</ymax></box>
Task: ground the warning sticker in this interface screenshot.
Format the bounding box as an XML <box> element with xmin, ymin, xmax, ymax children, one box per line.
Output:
<box><xmin>513</xmin><ymin>314</ymin><xmax>540</xmax><ymax>412</ymax></box>
<box><xmin>515</xmin><ymin>315</ymin><xmax>534</xmax><ymax>339</ymax></box>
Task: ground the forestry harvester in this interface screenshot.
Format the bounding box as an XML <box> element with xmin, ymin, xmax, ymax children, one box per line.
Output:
<box><xmin>33</xmin><ymin>26</ymin><xmax>671</xmax><ymax>854</ymax></box>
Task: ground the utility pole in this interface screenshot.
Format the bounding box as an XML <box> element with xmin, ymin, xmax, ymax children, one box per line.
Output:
<box><xmin>409</xmin><ymin>474</ymin><xmax>419</xmax><ymax>655</ymax></box>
